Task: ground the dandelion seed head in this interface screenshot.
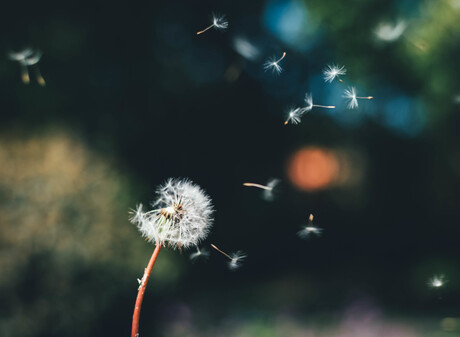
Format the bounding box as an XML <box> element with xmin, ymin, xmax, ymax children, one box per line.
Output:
<box><xmin>228</xmin><ymin>251</ymin><xmax>247</xmax><ymax>270</ymax></box>
<box><xmin>130</xmin><ymin>178</ymin><xmax>214</xmax><ymax>250</ymax></box>
<box><xmin>344</xmin><ymin>86</ymin><xmax>359</xmax><ymax>109</ymax></box>
<box><xmin>323</xmin><ymin>64</ymin><xmax>347</xmax><ymax>83</ymax></box>
<box><xmin>428</xmin><ymin>275</ymin><xmax>446</xmax><ymax>288</ymax></box>
<box><xmin>213</xmin><ymin>14</ymin><xmax>228</xmax><ymax>30</ymax></box>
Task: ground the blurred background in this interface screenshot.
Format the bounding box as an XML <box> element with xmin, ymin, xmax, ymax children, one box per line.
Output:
<box><xmin>1</xmin><ymin>0</ymin><xmax>460</xmax><ymax>336</ymax></box>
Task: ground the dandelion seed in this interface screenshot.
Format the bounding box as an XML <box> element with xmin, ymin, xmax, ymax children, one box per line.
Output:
<box><xmin>374</xmin><ymin>20</ymin><xmax>407</xmax><ymax>42</ymax></box>
<box><xmin>323</xmin><ymin>64</ymin><xmax>347</xmax><ymax>83</ymax></box>
<box><xmin>428</xmin><ymin>275</ymin><xmax>446</xmax><ymax>288</ymax></box>
<box><xmin>304</xmin><ymin>93</ymin><xmax>335</xmax><ymax>112</ymax></box>
<box><xmin>297</xmin><ymin>213</ymin><xmax>323</xmax><ymax>239</ymax></box>
<box><xmin>264</xmin><ymin>52</ymin><xmax>286</xmax><ymax>75</ymax></box>
<box><xmin>8</xmin><ymin>48</ymin><xmax>45</xmax><ymax>85</ymax></box>
<box><xmin>211</xmin><ymin>244</ymin><xmax>247</xmax><ymax>271</ymax></box>
<box><xmin>284</xmin><ymin>107</ymin><xmax>305</xmax><ymax>125</ymax></box>
<box><xmin>8</xmin><ymin>48</ymin><xmax>34</xmax><ymax>84</ymax></box>
<box><xmin>189</xmin><ymin>246</ymin><xmax>210</xmax><ymax>262</ymax></box>
<box><xmin>243</xmin><ymin>178</ymin><xmax>280</xmax><ymax>201</ymax></box>
<box><xmin>197</xmin><ymin>14</ymin><xmax>228</xmax><ymax>35</ymax></box>
<box><xmin>343</xmin><ymin>86</ymin><xmax>373</xmax><ymax>109</ymax></box>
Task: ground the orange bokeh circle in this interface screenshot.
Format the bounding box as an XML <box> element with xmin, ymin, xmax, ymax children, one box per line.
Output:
<box><xmin>288</xmin><ymin>147</ymin><xmax>340</xmax><ymax>191</ymax></box>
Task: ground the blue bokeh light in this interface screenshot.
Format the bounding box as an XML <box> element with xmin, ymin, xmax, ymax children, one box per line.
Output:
<box><xmin>263</xmin><ymin>0</ymin><xmax>321</xmax><ymax>51</ymax></box>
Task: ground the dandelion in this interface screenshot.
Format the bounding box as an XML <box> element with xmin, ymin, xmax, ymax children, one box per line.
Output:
<box><xmin>284</xmin><ymin>107</ymin><xmax>305</xmax><ymax>125</ymax></box>
<box><xmin>211</xmin><ymin>244</ymin><xmax>247</xmax><ymax>270</ymax></box>
<box><xmin>264</xmin><ymin>52</ymin><xmax>286</xmax><ymax>75</ymax></box>
<box><xmin>428</xmin><ymin>275</ymin><xmax>446</xmax><ymax>288</ymax></box>
<box><xmin>189</xmin><ymin>246</ymin><xmax>210</xmax><ymax>262</ymax></box>
<box><xmin>243</xmin><ymin>178</ymin><xmax>280</xmax><ymax>201</ymax></box>
<box><xmin>297</xmin><ymin>214</ymin><xmax>323</xmax><ymax>239</ymax></box>
<box><xmin>129</xmin><ymin>178</ymin><xmax>214</xmax><ymax>337</ymax></box>
<box><xmin>343</xmin><ymin>86</ymin><xmax>373</xmax><ymax>109</ymax></box>
<box><xmin>304</xmin><ymin>93</ymin><xmax>335</xmax><ymax>112</ymax></box>
<box><xmin>323</xmin><ymin>64</ymin><xmax>347</xmax><ymax>83</ymax></box>
<box><xmin>197</xmin><ymin>14</ymin><xmax>228</xmax><ymax>35</ymax></box>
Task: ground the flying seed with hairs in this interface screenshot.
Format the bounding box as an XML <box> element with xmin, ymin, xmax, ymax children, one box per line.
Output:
<box><xmin>323</xmin><ymin>64</ymin><xmax>347</xmax><ymax>83</ymax></box>
<box><xmin>264</xmin><ymin>52</ymin><xmax>286</xmax><ymax>75</ymax></box>
<box><xmin>297</xmin><ymin>214</ymin><xmax>323</xmax><ymax>239</ymax></box>
<box><xmin>211</xmin><ymin>244</ymin><xmax>246</xmax><ymax>270</ymax></box>
<box><xmin>304</xmin><ymin>93</ymin><xmax>335</xmax><ymax>112</ymax></box>
<box><xmin>344</xmin><ymin>86</ymin><xmax>373</xmax><ymax>109</ymax></box>
<box><xmin>243</xmin><ymin>178</ymin><xmax>280</xmax><ymax>201</ymax></box>
<box><xmin>197</xmin><ymin>14</ymin><xmax>228</xmax><ymax>35</ymax></box>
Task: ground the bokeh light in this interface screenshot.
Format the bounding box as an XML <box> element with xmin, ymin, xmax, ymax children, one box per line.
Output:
<box><xmin>288</xmin><ymin>146</ymin><xmax>340</xmax><ymax>191</ymax></box>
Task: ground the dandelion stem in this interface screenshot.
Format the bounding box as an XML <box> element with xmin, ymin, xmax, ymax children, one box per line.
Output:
<box><xmin>131</xmin><ymin>243</ymin><xmax>162</xmax><ymax>337</ymax></box>
<box><xmin>197</xmin><ymin>24</ymin><xmax>214</xmax><ymax>35</ymax></box>
<box><xmin>338</xmin><ymin>77</ymin><xmax>344</xmax><ymax>83</ymax></box>
<box><xmin>242</xmin><ymin>183</ymin><xmax>272</xmax><ymax>190</ymax></box>
<box><xmin>312</xmin><ymin>105</ymin><xmax>335</xmax><ymax>109</ymax></box>
<box><xmin>357</xmin><ymin>96</ymin><xmax>373</xmax><ymax>99</ymax></box>
<box><xmin>211</xmin><ymin>244</ymin><xmax>232</xmax><ymax>260</ymax></box>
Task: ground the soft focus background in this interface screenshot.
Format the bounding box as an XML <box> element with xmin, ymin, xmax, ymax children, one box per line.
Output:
<box><xmin>1</xmin><ymin>0</ymin><xmax>460</xmax><ymax>336</ymax></box>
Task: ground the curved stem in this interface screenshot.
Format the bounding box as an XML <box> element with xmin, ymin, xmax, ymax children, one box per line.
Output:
<box><xmin>131</xmin><ymin>244</ymin><xmax>162</xmax><ymax>337</ymax></box>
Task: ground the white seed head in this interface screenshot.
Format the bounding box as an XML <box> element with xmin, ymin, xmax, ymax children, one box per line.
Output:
<box><xmin>428</xmin><ymin>275</ymin><xmax>446</xmax><ymax>288</ymax></box>
<box><xmin>344</xmin><ymin>86</ymin><xmax>359</xmax><ymax>109</ymax></box>
<box><xmin>189</xmin><ymin>246</ymin><xmax>210</xmax><ymax>262</ymax></box>
<box><xmin>130</xmin><ymin>178</ymin><xmax>214</xmax><ymax>250</ymax></box>
<box><xmin>323</xmin><ymin>64</ymin><xmax>347</xmax><ymax>83</ymax></box>
<box><xmin>284</xmin><ymin>107</ymin><xmax>305</xmax><ymax>125</ymax></box>
<box><xmin>212</xmin><ymin>14</ymin><xmax>228</xmax><ymax>30</ymax></box>
<box><xmin>228</xmin><ymin>251</ymin><xmax>247</xmax><ymax>270</ymax></box>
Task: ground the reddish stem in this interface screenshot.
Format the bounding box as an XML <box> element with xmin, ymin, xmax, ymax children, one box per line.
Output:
<box><xmin>131</xmin><ymin>244</ymin><xmax>162</xmax><ymax>337</ymax></box>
